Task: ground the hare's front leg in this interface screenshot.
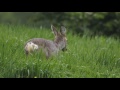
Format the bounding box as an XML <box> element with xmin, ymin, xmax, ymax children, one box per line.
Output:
<box><xmin>42</xmin><ymin>47</ymin><xmax>51</xmax><ymax>59</ymax></box>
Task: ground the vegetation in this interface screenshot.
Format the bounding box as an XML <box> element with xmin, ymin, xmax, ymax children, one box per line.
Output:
<box><xmin>0</xmin><ymin>24</ymin><xmax>120</xmax><ymax>78</ymax></box>
<box><xmin>0</xmin><ymin>12</ymin><xmax>120</xmax><ymax>37</ymax></box>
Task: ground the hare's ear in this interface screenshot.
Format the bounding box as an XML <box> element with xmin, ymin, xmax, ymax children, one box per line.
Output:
<box><xmin>60</xmin><ymin>25</ymin><xmax>66</xmax><ymax>35</ymax></box>
<box><xmin>51</xmin><ymin>25</ymin><xmax>58</xmax><ymax>36</ymax></box>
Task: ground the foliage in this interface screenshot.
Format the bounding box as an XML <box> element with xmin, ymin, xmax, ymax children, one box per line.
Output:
<box><xmin>0</xmin><ymin>24</ymin><xmax>120</xmax><ymax>78</ymax></box>
<box><xmin>0</xmin><ymin>12</ymin><xmax>120</xmax><ymax>37</ymax></box>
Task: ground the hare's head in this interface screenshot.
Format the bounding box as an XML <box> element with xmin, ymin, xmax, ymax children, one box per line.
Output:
<box><xmin>51</xmin><ymin>25</ymin><xmax>67</xmax><ymax>51</ymax></box>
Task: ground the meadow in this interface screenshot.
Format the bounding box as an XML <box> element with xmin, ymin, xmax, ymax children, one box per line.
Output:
<box><xmin>0</xmin><ymin>24</ymin><xmax>120</xmax><ymax>78</ymax></box>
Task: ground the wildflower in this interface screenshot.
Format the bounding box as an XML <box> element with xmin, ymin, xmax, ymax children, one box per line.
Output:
<box><xmin>34</xmin><ymin>76</ymin><xmax>37</xmax><ymax>78</ymax></box>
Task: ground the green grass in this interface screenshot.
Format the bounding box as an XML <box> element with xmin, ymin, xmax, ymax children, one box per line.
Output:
<box><xmin>0</xmin><ymin>24</ymin><xmax>120</xmax><ymax>78</ymax></box>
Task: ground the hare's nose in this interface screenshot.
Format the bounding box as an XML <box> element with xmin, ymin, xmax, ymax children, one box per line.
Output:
<box><xmin>62</xmin><ymin>48</ymin><xmax>67</xmax><ymax>52</ymax></box>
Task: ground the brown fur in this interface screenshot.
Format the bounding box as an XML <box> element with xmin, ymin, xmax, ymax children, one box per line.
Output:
<box><xmin>24</xmin><ymin>25</ymin><xmax>67</xmax><ymax>59</ymax></box>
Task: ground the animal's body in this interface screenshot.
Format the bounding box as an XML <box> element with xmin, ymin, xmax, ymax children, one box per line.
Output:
<box><xmin>24</xmin><ymin>25</ymin><xmax>67</xmax><ymax>59</ymax></box>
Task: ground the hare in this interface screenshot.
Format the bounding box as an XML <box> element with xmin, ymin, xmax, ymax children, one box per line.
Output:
<box><xmin>24</xmin><ymin>25</ymin><xmax>67</xmax><ymax>59</ymax></box>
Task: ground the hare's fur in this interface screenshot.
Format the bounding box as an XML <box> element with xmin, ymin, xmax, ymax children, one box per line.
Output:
<box><xmin>24</xmin><ymin>25</ymin><xmax>67</xmax><ymax>59</ymax></box>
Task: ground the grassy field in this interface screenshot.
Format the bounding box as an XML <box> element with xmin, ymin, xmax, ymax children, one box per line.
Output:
<box><xmin>0</xmin><ymin>24</ymin><xmax>120</xmax><ymax>78</ymax></box>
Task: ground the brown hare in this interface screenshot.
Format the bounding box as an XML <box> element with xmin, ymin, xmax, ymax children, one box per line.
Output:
<box><xmin>24</xmin><ymin>25</ymin><xmax>67</xmax><ymax>59</ymax></box>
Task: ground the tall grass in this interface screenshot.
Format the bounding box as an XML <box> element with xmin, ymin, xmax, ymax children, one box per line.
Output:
<box><xmin>0</xmin><ymin>24</ymin><xmax>120</xmax><ymax>78</ymax></box>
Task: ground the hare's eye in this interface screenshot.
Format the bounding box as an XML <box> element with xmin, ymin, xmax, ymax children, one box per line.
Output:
<box><xmin>63</xmin><ymin>29</ymin><xmax>65</xmax><ymax>31</ymax></box>
<box><xmin>62</xmin><ymin>28</ymin><xmax>66</xmax><ymax>32</ymax></box>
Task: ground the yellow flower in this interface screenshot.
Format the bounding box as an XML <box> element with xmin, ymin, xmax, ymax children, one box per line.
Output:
<box><xmin>34</xmin><ymin>76</ymin><xmax>37</xmax><ymax>78</ymax></box>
